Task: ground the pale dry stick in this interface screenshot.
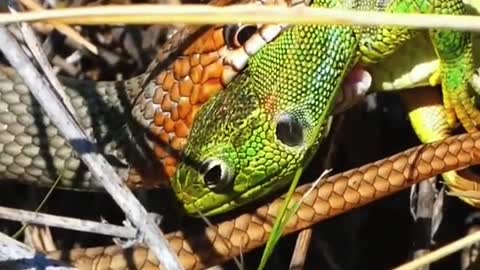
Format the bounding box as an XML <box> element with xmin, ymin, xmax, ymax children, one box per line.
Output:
<box><xmin>0</xmin><ymin>26</ymin><xmax>184</xmax><ymax>270</ymax></box>
<box><xmin>289</xmin><ymin>229</ymin><xmax>313</xmax><ymax>270</ymax></box>
<box><xmin>394</xmin><ymin>230</ymin><xmax>480</xmax><ymax>270</ymax></box>
<box><xmin>31</xmin><ymin>21</ymin><xmax>53</xmax><ymax>33</ymax></box>
<box><xmin>18</xmin><ymin>0</ymin><xmax>98</xmax><ymax>54</ymax></box>
<box><xmin>0</xmin><ymin>206</ymin><xmax>137</xmax><ymax>239</ymax></box>
<box><xmin>0</xmin><ymin>232</ymin><xmax>75</xmax><ymax>270</ymax></box>
<box><xmin>0</xmin><ymin>5</ymin><xmax>480</xmax><ymax>30</ymax></box>
<box><xmin>411</xmin><ymin>178</ymin><xmax>437</xmax><ymax>270</ymax></box>
<box><xmin>6</xmin><ymin>7</ymin><xmax>125</xmax><ymax>244</ymax></box>
<box><xmin>8</xmin><ymin>3</ymin><xmax>82</xmax><ymax>123</ymax></box>
<box><xmin>461</xmin><ymin>224</ymin><xmax>480</xmax><ymax>269</ymax></box>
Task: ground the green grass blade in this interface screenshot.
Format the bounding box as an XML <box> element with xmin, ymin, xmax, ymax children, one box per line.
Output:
<box><xmin>257</xmin><ymin>167</ymin><xmax>304</xmax><ymax>270</ymax></box>
<box><xmin>257</xmin><ymin>168</ymin><xmax>332</xmax><ymax>270</ymax></box>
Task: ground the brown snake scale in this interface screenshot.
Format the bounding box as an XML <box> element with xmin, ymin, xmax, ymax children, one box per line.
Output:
<box><xmin>45</xmin><ymin>131</ymin><xmax>480</xmax><ymax>270</ymax></box>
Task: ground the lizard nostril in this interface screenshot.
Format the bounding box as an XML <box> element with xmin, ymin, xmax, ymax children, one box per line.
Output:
<box><xmin>202</xmin><ymin>159</ymin><xmax>234</xmax><ymax>193</ymax></box>
<box><xmin>204</xmin><ymin>164</ymin><xmax>221</xmax><ymax>186</ymax></box>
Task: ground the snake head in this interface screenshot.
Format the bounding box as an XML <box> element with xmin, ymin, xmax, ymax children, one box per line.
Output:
<box><xmin>172</xmin><ymin>70</ymin><xmax>330</xmax><ymax>216</ymax></box>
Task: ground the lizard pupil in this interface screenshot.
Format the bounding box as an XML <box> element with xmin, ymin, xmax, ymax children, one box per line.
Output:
<box><xmin>276</xmin><ymin>113</ymin><xmax>304</xmax><ymax>147</ymax></box>
<box><xmin>224</xmin><ymin>24</ymin><xmax>258</xmax><ymax>49</ymax></box>
<box><xmin>202</xmin><ymin>159</ymin><xmax>234</xmax><ymax>193</ymax></box>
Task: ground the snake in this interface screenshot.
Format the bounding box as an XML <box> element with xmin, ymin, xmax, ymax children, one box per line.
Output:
<box><xmin>43</xmin><ymin>131</ymin><xmax>480</xmax><ymax>270</ymax></box>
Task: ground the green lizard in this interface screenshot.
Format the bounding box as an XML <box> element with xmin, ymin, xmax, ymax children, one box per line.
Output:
<box><xmin>172</xmin><ymin>0</ymin><xmax>479</xmax><ymax>216</ymax></box>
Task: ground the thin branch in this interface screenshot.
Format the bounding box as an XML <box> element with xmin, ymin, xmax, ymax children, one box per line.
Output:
<box><xmin>289</xmin><ymin>228</ymin><xmax>313</xmax><ymax>270</ymax></box>
<box><xmin>0</xmin><ymin>26</ymin><xmax>184</xmax><ymax>270</ymax></box>
<box><xmin>410</xmin><ymin>178</ymin><xmax>437</xmax><ymax>270</ymax></box>
<box><xmin>0</xmin><ymin>206</ymin><xmax>137</xmax><ymax>239</ymax></box>
<box><xmin>18</xmin><ymin>0</ymin><xmax>98</xmax><ymax>54</ymax></box>
<box><xmin>7</xmin><ymin>1</ymin><xmax>82</xmax><ymax>124</ymax></box>
<box><xmin>0</xmin><ymin>5</ymin><xmax>479</xmax><ymax>31</ymax></box>
<box><xmin>394</xmin><ymin>230</ymin><xmax>480</xmax><ymax>270</ymax></box>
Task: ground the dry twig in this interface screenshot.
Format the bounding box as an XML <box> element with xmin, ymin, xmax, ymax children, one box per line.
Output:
<box><xmin>0</xmin><ymin>205</ymin><xmax>137</xmax><ymax>239</ymax></box>
<box><xmin>0</xmin><ymin>4</ymin><xmax>480</xmax><ymax>31</ymax></box>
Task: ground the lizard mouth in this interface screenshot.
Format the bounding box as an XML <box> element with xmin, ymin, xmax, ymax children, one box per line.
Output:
<box><xmin>334</xmin><ymin>64</ymin><xmax>372</xmax><ymax>114</ymax></box>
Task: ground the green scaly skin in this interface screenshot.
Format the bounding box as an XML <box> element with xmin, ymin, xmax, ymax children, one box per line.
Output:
<box><xmin>173</xmin><ymin>0</ymin><xmax>478</xmax><ymax>216</ymax></box>
<box><xmin>365</xmin><ymin>1</ymin><xmax>480</xmax><ymax>207</ymax></box>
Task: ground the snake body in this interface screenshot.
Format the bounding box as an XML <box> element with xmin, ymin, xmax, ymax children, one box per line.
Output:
<box><xmin>0</xmin><ymin>66</ymin><xmax>143</xmax><ymax>189</ymax></box>
<box><xmin>45</xmin><ymin>131</ymin><xmax>480</xmax><ymax>270</ymax></box>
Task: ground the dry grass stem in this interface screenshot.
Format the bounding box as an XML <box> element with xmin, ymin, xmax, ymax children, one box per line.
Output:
<box><xmin>0</xmin><ymin>4</ymin><xmax>478</xmax><ymax>31</ymax></box>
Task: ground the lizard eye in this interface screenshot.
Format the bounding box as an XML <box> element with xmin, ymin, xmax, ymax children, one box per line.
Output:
<box><xmin>276</xmin><ymin>113</ymin><xmax>304</xmax><ymax>147</ymax></box>
<box><xmin>224</xmin><ymin>24</ymin><xmax>258</xmax><ymax>49</ymax></box>
<box><xmin>202</xmin><ymin>159</ymin><xmax>234</xmax><ymax>193</ymax></box>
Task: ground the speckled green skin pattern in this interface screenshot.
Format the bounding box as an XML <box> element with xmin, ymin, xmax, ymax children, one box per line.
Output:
<box><xmin>173</xmin><ymin>0</ymin><xmax>477</xmax><ymax>216</ymax></box>
<box><xmin>0</xmin><ymin>66</ymin><xmax>144</xmax><ymax>190</ymax></box>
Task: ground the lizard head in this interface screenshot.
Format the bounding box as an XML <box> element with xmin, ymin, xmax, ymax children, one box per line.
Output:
<box><xmin>172</xmin><ymin>69</ymin><xmax>331</xmax><ymax>216</ymax></box>
<box><xmin>172</xmin><ymin>24</ymin><xmax>357</xmax><ymax>216</ymax></box>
